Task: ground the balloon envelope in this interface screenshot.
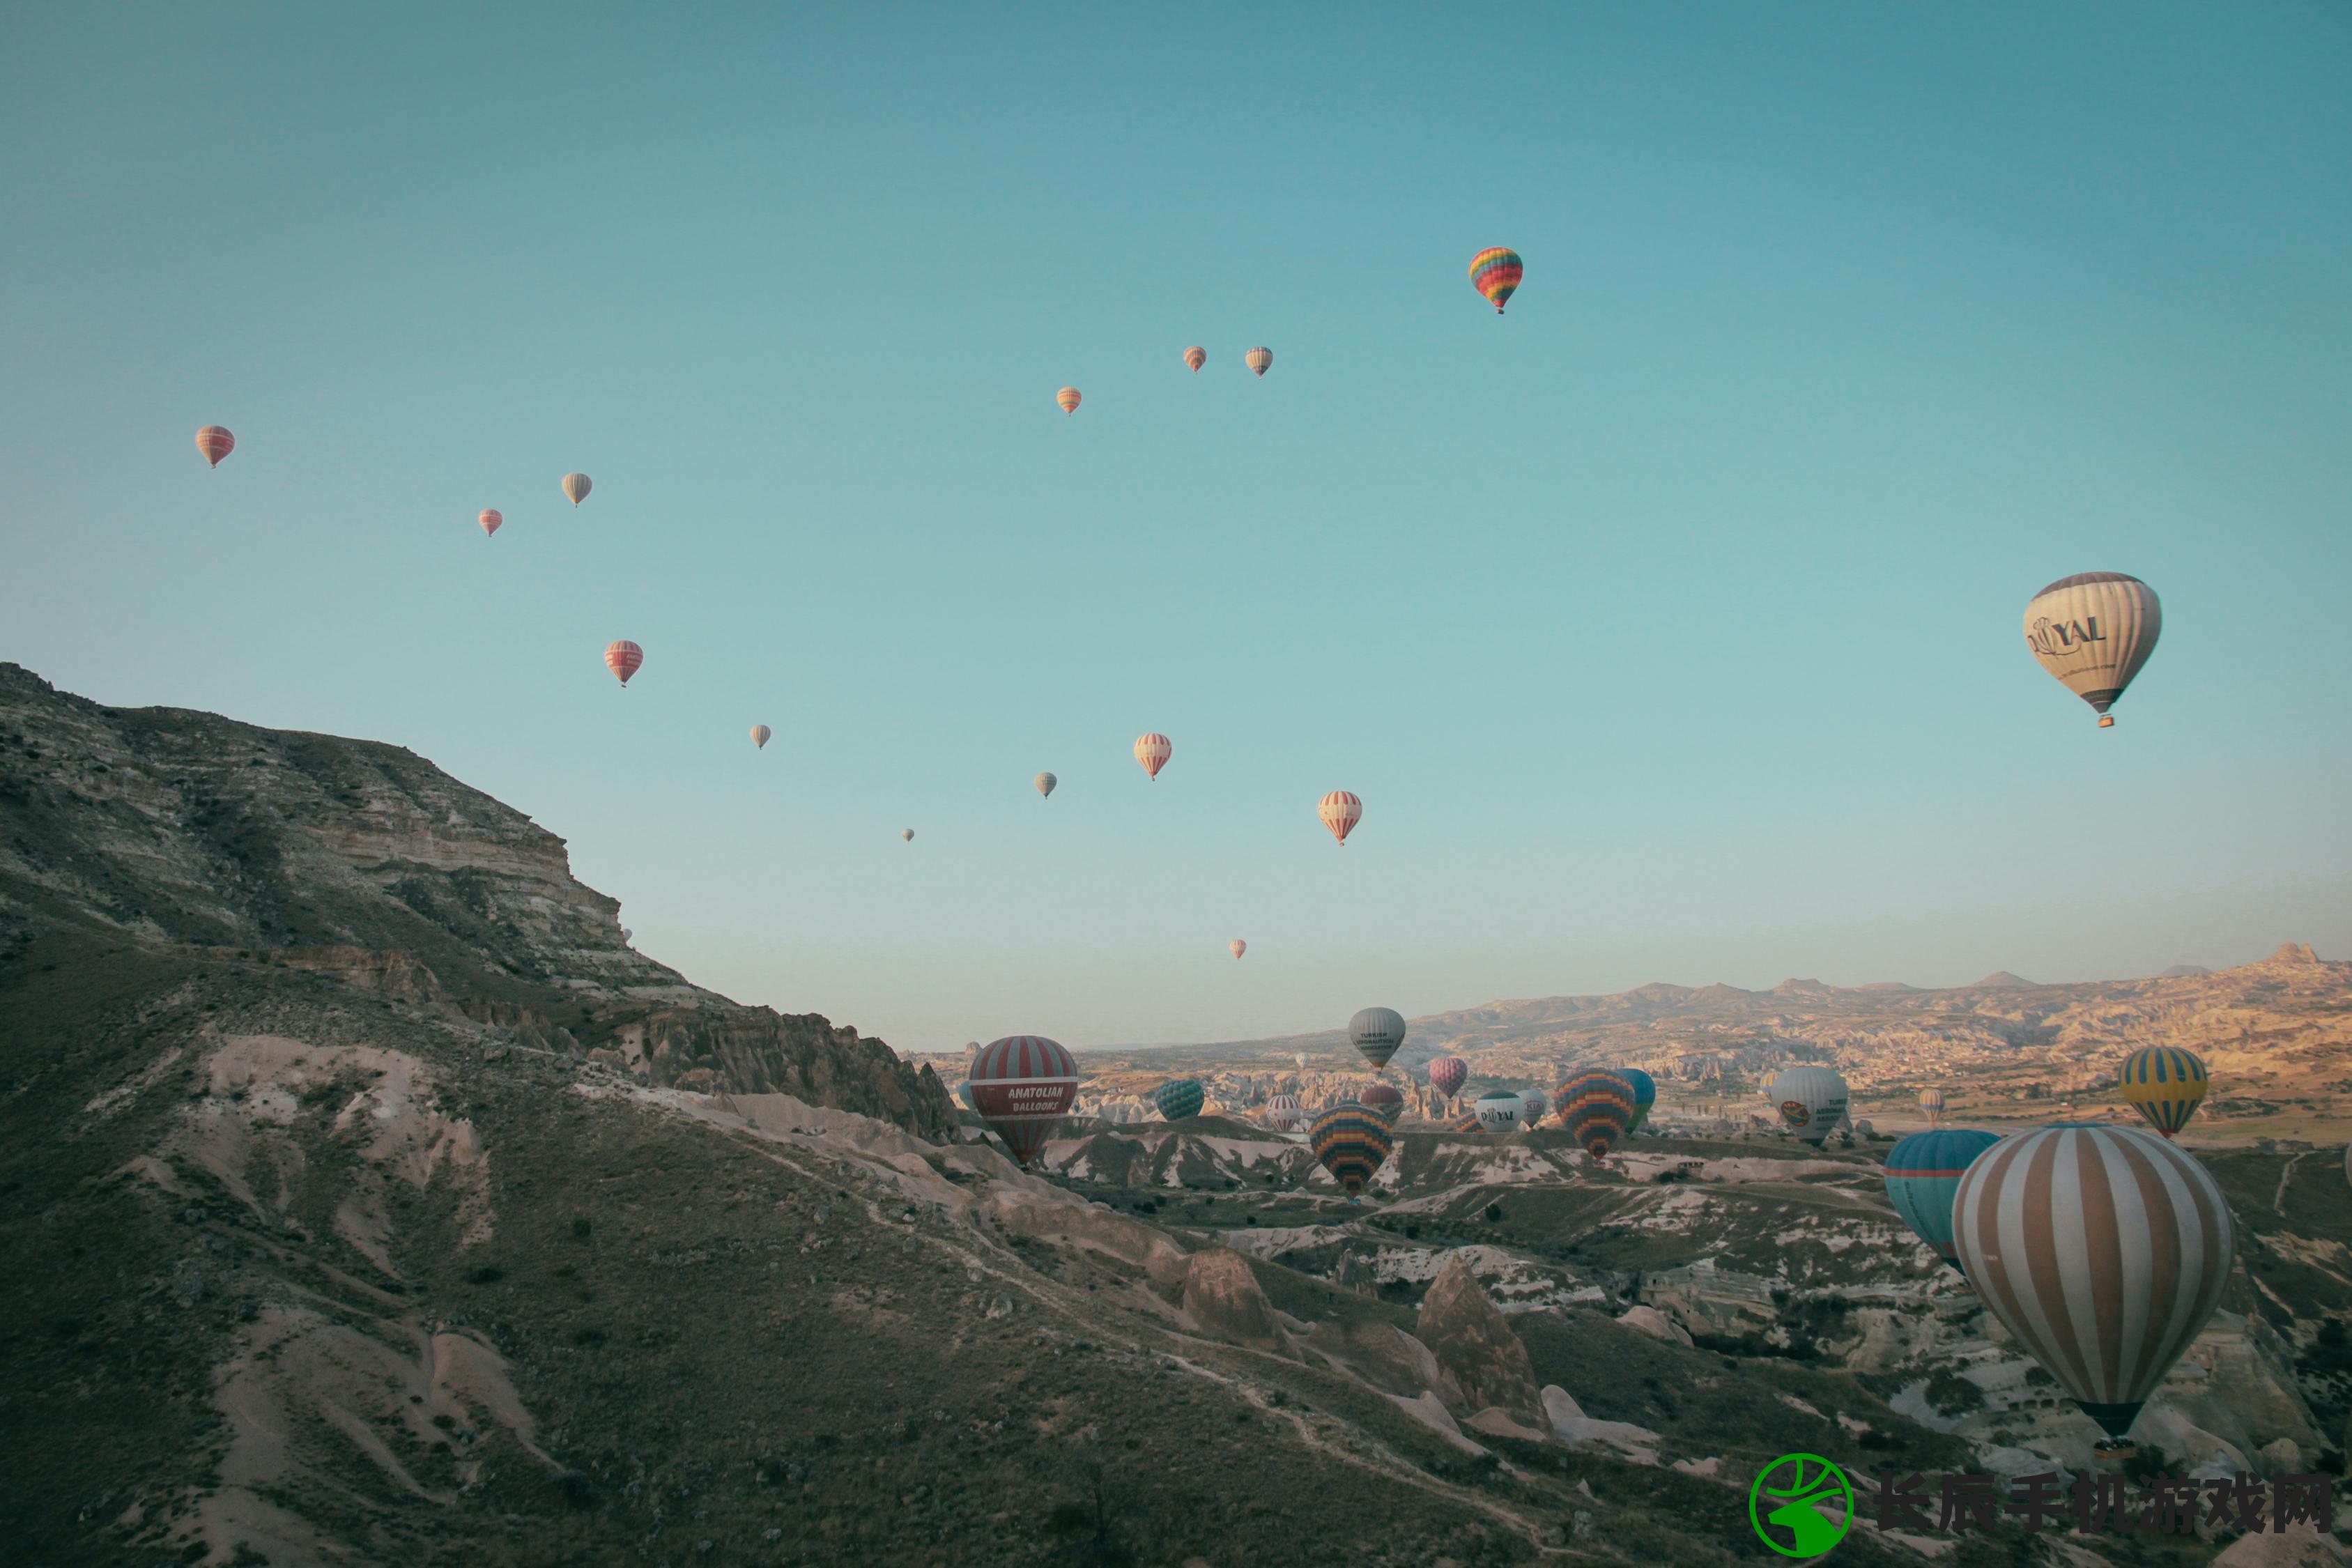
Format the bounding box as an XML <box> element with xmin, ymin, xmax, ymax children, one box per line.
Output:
<box><xmin>2118</xmin><ymin>1047</ymin><xmax>2207</xmax><ymax>1139</ymax></box>
<box><xmin>1309</xmin><ymin>1103</ymin><xmax>1394</xmax><ymax>1197</ymax></box>
<box><xmin>1619</xmin><ymin>1068</ymin><xmax>1658</xmax><ymax>1132</ymax></box>
<box><xmin>562</xmin><ymin>472</ymin><xmax>592</xmax><ymax>505</ymax></box>
<box><xmin>751</xmin><ymin>724</ymin><xmax>771</xmax><ymax>749</ymax></box>
<box><xmin>1035</xmin><ymin>771</ymin><xmax>1056</xmax><ymax>799</ymax></box>
<box><xmin>1183</xmin><ymin>346</ymin><xmax>1206</xmax><ymax>372</ymax></box>
<box><xmin>1770</xmin><ymin>1066</ymin><xmax>1851</xmax><ymax>1148</ymax></box>
<box><xmin>1361</xmin><ymin>1084</ymin><xmax>1404</xmax><ymax>1123</ymax></box>
<box><xmin>1517</xmin><ymin>1089</ymin><xmax>1549</xmax><ymax>1130</ymax></box>
<box><xmin>1152</xmin><ymin>1079</ymin><xmax>1206</xmax><ymax>1121</ymax></box>
<box><xmin>1134</xmin><ymin>733</ymin><xmax>1171</xmax><ymax>781</ymax></box>
<box><xmin>1473</xmin><ymin>1090</ymin><xmax>1522</xmax><ymax>1134</ymax></box>
<box><xmin>1427</xmin><ymin>1057</ymin><xmax>1468</xmax><ymax>1100</ymax></box>
<box><xmin>1244</xmin><ymin>346</ymin><xmax>1272</xmax><ymax>376</ymax></box>
<box><xmin>1952</xmin><ymin>1123</ymin><xmax>2235</xmax><ymax>1440</ymax></box>
<box><xmin>1348</xmin><ymin>1007</ymin><xmax>1406</xmax><ymax>1071</ymax></box>
<box><xmin>2022</xmin><ymin>572</ymin><xmax>2160</xmax><ymax>725</ymax></box>
<box><xmin>1884</xmin><ymin>1129</ymin><xmax>2002</xmax><ymax>1272</ymax></box>
<box><xmin>1229</xmin><ymin>939</ymin><xmax>1246</xmax><ymax>961</ymax></box>
<box><xmin>901</xmin><ymin>828</ymin><xmax>914</xmax><ymax>841</ymax></box>
<box><xmin>1468</xmin><ymin>247</ymin><xmax>1523</xmax><ymax>313</ymax></box>
<box><xmin>1263</xmin><ymin>1092</ymin><xmax>1302</xmax><ymax>1132</ymax></box>
<box><xmin>1919</xmin><ymin>1087</ymin><xmax>1947</xmax><ymax>1125</ymax></box>
<box><xmin>1318</xmin><ymin>790</ymin><xmax>1362</xmax><ymax>846</ymax></box>
<box><xmin>1553</xmin><ymin>1071</ymin><xmax>1636</xmax><ymax>1158</ymax></box>
<box><xmin>969</xmin><ymin>1036</ymin><xmax>1082</xmax><ymax>1167</ymax></box>
<box><xmin>478</xmin><ymin>509</ymin><xmax>502</xmax><ymax>537</ymax></box>
<box><xmin>604</xmin><ymin>640</ymin><xmax>643</xmax><ymax>685</ymax></box>
<box><xmin>1056</xmin><ymin>387</ymin><xmax>1082</xmax><ymax>415</ymax></box>
<box><xmin>196</xmin><ymin>426</ymin><xmax>235</xmax><ymax>466</ymax></box>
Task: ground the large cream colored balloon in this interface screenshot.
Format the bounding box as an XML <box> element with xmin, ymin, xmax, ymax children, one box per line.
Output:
<box><xmin>2022</xmin><ymin>573</ymin><xmax>2160</xmax><ymax>728</ymax></box>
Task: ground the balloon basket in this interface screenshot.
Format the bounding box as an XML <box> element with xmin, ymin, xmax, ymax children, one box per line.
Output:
<box><xmin>2091</xmin><ymin>1438</ymin><xmax>2139</xmax><ymax>1464</ymax></box>
<box><xmin>2098</xmin><ymin>716</ymin><xmax>2114</xmax><ymax>728</ymax></box>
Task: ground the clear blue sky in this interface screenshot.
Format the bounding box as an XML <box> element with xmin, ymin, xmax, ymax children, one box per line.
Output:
<box><xmin>5</xmin><ymin>3</ymin><xmax>2349</xmax><ymax>1052</ymax></box>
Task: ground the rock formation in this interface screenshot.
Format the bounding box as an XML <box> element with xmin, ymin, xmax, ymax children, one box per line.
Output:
<box><xmin>1415</xmin><ymin>1254</ymin><xmax>1543</xmax><ymax>1424</ymax></box>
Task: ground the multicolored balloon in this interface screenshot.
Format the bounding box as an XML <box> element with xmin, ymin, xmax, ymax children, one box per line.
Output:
<box><xmin>1035</xmin><ymin>771</ymin><xmax>1056</xmax><ymax>799</ymax></box>
<box><xmin>1427</xmin><ymin>1057</ymin><xmax>1468</xmax><ymax>1102</ymax></box>
<box><xmin>478</xmin><ymin>509</ymin><xmax>502</xmax><ymax>537</ymax></box>
<box><xmin>1361</xmin><ymin>1084</ymin><xmax>1404</xmax><ymax>1123</ymax></box>
<box><xmin>1468</xmin><ymin>247</ymin><xmax>1523</xmax><ymax>314</ymax></box>
<box><xmin>1883</xmin><ymin>1129</ymin><xmax>2002</xmax><ymax>1273</ymax></box>
<box><xmin>751</xmin><ymin>724</ymin><xmax>771</xmax><ymax>749</ymax></box>
<box><xmin>1183</xmin><ymin>346</ymin><xmax>1206</xmax><ymax>373</ymax></box>
<box><xmin>1553</xmin><ymin>1071</ymin><xmax>1637</xmax><ymax>1158</ymax></box>
<box><xmin>1770</xmin><ymin>1066</ymin><xmax>1851</xmax><ymax>1148</ymax></box>
<box><xmin>1318</xmin><ymin>790</ymin><xmax>1362</xmax><ymax>847</ymax></box>
<box><xmin>1348</xmin><ymin>1006</ymin><xmax>1406</xmax><ymax>1072</ymax></box>
<box><xmin>1919</xmin><ymin>1087</ymin><xmax>1947</xmax><ymax>1125</ymax></box>
<box><xmin>196</xmin><ymin>426</ymin><xmax>235</xmax><ymax>467</ymax></box>
<box><xmin>1309</xmin><ymin>1103</ymin><xmax>1394</xmax><ymax>1199</ymax></box>
<box><xmin>562</xmin><ymin>472</ymin><xmax>592</xmax><ymax>505</ymax></box>
<box><xmin>1056</xmin><ymin>387</ymin><xmax>1082</xmax><ymax>415</ymax></box>
<box><xmin>1229</xmin><ymin>939</ymin><xmax>1246</xmax><ymax>961</ymax></box>
<box><xmin>2022</xmin><ymin>572</ymin><xmax>2160</xmax><ymax>728</ymax></box>
<box><xmin>1473</xmin><ymin>1089</ymin><xmax>1522</xmax><ymax>1134</ymax></box>
<box><xmin>1953</xmin><ymin>1123</ymin><xmax>2236</xmax><ymax>1443</ymax></box>
<box><xmin>1134</xmin><ymin>732</ymin><xmax>1171</xmax><ymax>781</ymax></box>
<box><xmin>1244</xmin><ymin>346</ymin><xmax>1272</xmax><ymax>377</ymax></box>
<box><xmin>1263</xmin><ymin>1092</ymin><xmax>1302</xmax><ymax>1132</ymax></box>
<box><xmin>968</xmin><ymin>1036</ymin><xmax>1082</xmax><ymax>1167</ymax></box>
<box><xmin>2118</xmin><ymin>1047</ymin><xmax>2207</xmax><ymax>1139</ymax></box>
<box><xmin>1152</xmin><ymin>1078</ymin><xmax>1206</xmax><ymax>1121</ymax></box>
<box><xmin>604</xmin><ymin>640</ymin><xmax>643</xmax><ymax>685</ymax></box>
<box><xmin>1619</xmin><ymin>1068</ymin><xmax>1657</xmax><ymax>1133</ymax></box>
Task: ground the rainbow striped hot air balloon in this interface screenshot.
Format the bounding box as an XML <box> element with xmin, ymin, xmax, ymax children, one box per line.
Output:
<box><xmin>1619</xmin><ymin>1068</ymin><xmax>1658</xmax><ymax>1133</ymax></box>
<box><xmin>1309</xmin><ymin>1103</ymin><xmax>1394</xmax><ymax>1199</ymax></box>
<box><xmin>1152</xmin><ymin>1078</ymin><xmax>1205</xmax><ymax>1121</ymax></box>
<box><xmin>1183</xmin><ymin>346</ymin><xmax>1206</xmax><ymax>372</ymax></box>
<box><xmin>1953</xmin><ymin>1123</ymin><xmax>2235</xmax><ymax>1445</ymax></box>
<box><xmin>2118</xmin><ymin>1047</ymin><xmax>2207</xmax><ymax>1139</ymax></box>
<box><xmin>1553</xmin><ymin>1071</ymin><xmax>1638</xmax><ymax>1159</ymax></box>
<box><xmin>969</xmin><ymin>1035</ymin><xmax>1082</xmax><ymax>1167</ymax></box>
<box><xmin>1919</xmin><ymin>1087</ymin><xmax>1947</xmax><ymax>1125</ymax></box>
<box><xmin>1468</xmin><ymin>247</ymin><xmax>1523</xmax><ymax>313</ymax></box>
<box><xmin>1056</xmin><ymin>387</ymin><xmax>1082</xmax><ymax>415</ymax></box>
<box><xmin>1883</xmin><ymin>1129</ymin><xmax>2002</xmax><ymax>1273</ymax></box>
<box><xmin>1427</xmin><ymin>1056</ymin><xmax>1468</xmax><ymax>1103</ymax></box>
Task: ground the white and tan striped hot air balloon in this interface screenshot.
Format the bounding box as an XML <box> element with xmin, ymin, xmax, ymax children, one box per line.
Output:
<box><xmin>1953</xmin><ymin>1123</ymin><xmax>2235</xmax><ymax>1445</ymax></box>
<box><xmin>1035</xmin><ymin>771</ymin><xmax>1056</xmax><ymax>799</ymax></box>
<box><xmin>1244</xmin><ymin>346</ymin><xmax>1272</xmax><ymax>376</ymax></box>
<box><xmin>562</xmin><ymin>472</ymin><xmax>592</xmax><ymax>506</ymax></box>
<box><xmin>1919</xmin><ymin>1086</ymin><xmax>1946</xmax><ymax>1125</ymax></box>
<box><xmin>2022</xmin><ymin>572</ymin><xmax>2160</xmax><ymax>728</ymax></box>
<box><xmin>751</xmin><ymin>724</ymin><xmax>771</xmax><ymax>749</ymax></box>
<box><xmin>1134</xmin><ymin>732</ymin><xmax>1171</xmax><ymax>781</ymax></box>
<box><xmin>1319</xmin><ymin>790</ymin><xmax>1361</xmax><ymax>847</ymax></box>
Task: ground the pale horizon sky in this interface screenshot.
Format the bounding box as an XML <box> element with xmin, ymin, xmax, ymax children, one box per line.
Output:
<box><xmin>4</xmin><ymin>4</ymin><xmax>2348</xmax><ymax>1051</ymax></box>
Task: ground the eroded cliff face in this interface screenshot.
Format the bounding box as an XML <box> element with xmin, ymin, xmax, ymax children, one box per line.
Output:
<box><xmin>0</xmin><ymin>661</ymin><xmax>950</xmax><ymax>1137</ymax></box>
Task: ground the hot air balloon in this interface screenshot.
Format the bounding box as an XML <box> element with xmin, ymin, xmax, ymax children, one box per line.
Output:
<box><xmin>1183</xmin><ymin>346</ymin><xmax>1206</xmax><ymax>372</ymax></box>
<box><xmin>2022</xmin><ymin>572</ymin><xmax>2160</xmax><ymax>728</ymax></box>
<box><xmin>967</xmin><ymin>1036</ymin><xmax>1081</xmax><ymax>1167</ymax></box>
<box><xmin>1153</xmin><ymin>1079</ymin><xmax>1206</xmax><ymax>1121</ymax></box>
<box><xmin>1473</xmin><ymin>1089</ymin><xmax>1522</xmax><ymax>1134</ymax></box>
<box><xmin>478</xmin><ymin>509</ymin><xmax>502</xmax><ymax>537</ymax></box>
<box><xmin>562</xmin><ymin>472</ymin><xmax>592</xmax><ymax>506</ymax></box>
<box><xmin>196</xmin><ymin>426</ymin><xmax>235</xmax><ymax>467</ymax></box>
<box><xmin>1294</xmin><ymin>1053</ymin><xmax>1308</xmax><ymax>1070</ymax></box>
<box><xmin>1619</xmin><ymin>1068</ymin><xmax>1658</xmax><ymax>1134</ymax></box>
<box><xmin>1919</xmin><ymin>1087</ymin><xmax>1947</xmax><ymax>1126</ymax></box>
<box><xmin>620</xmin><ymin>928</ymin><xmax>632</xmax><ymax>944</ymax></box>
<box><xmin>955</xmin><ymin>1081</ymin><xmax>978</xmax><ymax>1112</ymax></box>
<box><xmin>1770</xmin><ymin>1066</ymin><xmax>1851</xmax><ymax>1148</ymax></box>
<box><xmin>1450</xmin><ymin>1113</ymin><xmax>1484</xmax><ymax>1133</ymax></box>
<box><xmin>1264</xmin><ymin>1092</ymin><xmax>1303</xmax><ymax>1132</ymax></box>
<box><xmin>1853</xmin><ymin>1120</ymin><xmax>1876</xmax><ymax>1139</ymax></box>
<box><xmin>1468</xmin><ymin>247</ymin><xmax>1523</xmax><ymax>313</ymax></box>
<box><xmin>901</xmin><ymin>828</ymin><xmax>914</xmax><ymax>842</ymax></box>
<box><xmin>2118</xmin><ymin>1047</ymin><xmax>2207</xmax><ymax>1139</ymax></box>
<box><xmin>1244</xmin><ymin>346</ymin><xmax>1272</xmax><ymax>376</ymax></box>
<box><xmin>1553</xmin><ymin>1071</ymin><xmax>1637</xmax><ymax>1159</ymax></box>
<box><xmin>1034</xmin><ymin>771</ymin><xmax>1056</xmax><ymax>799</ymax></box>
<box><xmin>1427</xmin><ymin>1057</ymin><xmax>1468</xmax><ymax>1103</ymax></box>
<box><xmin>1953</xmin><ymin>1123</ymin><xmax>2236</xmax><ymax>1447</ymax></box>
<box><xmin>1348</xmin><ymin>1007</ymin><xmax>1406</xmax><ymax>1073</ymax></box>
<box><xmin>1229</xmin><ymin>939</ymin><xmax>1246</xmax><ymax>961</ymax></box>
<box><xmin>1361</xmin><ymin>1084</ymin><xmax>1404</xmax><ymax>1123</ymax></box>
<box><xmin>604</xmin><ymin>640</ymin><xmax>643</xmax><ymax>686</ymax></box>
<box><xmin>1134</xmin><ymin>733</ymin><xmax>1171</xmax><ymax>781</ymax></box>
<box><xmin>751</xmin><ymin>724</ymin><xmax>771</xmax><ymax>749</ymax></box>
<box><xmin>1884</xmin><ymin>1129</ymin><xmax>2002</xmax><ymax>1274</ymax></box>
<box><xmin>1309</xmin><ymin>1103</ymin><xmax>1394</xmax><ymax>1199</ymax></box>
<box><xmin>1516</xmin><ymin>1089</ymin><xmax>1549</xmax><ymax>1130</ymax></box>
<box><xmin>1318</xmin><ymin>790</ymin><xmax>1362</xmax><ymax>847</ymax></box>
<box><xmin>1056</xmin><ymin>387</ymin><xmax>1082</xmax><ymax>415</ymax></box>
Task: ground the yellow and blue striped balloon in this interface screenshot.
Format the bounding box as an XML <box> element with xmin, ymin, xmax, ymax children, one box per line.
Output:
<box><xmin>2118</xmin><ymin>1047</ymin><xmax>2207</xmax><ymax>1138</ymax></box>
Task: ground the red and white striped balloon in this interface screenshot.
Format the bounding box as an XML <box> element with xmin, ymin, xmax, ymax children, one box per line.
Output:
<box><xmin>604</xmin><ymin>640</ymin><xmax>643</xmax><ymax>686</ymax></box>
<box><xmin>196</xmin><ymin>426</ymin><xmax>235</xmax><ymax>467</ymax></box>
<box><xmin>478</xmin><ymin>509</ymin><xmax>502</xmax><ymax>537</ymax></box>
<box><xmin>969</xmin><ymin>1035</ymin><xmax>1082</xmax><ymax>1167</ymax></box>
<box><xmin>1318</xmin><ymin>790</ymin><xmax>1362</xmax><ymax>846</ymax></box>
<box><xmin>1134</xmin><ymin>732</ymin><xmax>1171</xmax><ymax>781</ymax></box>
